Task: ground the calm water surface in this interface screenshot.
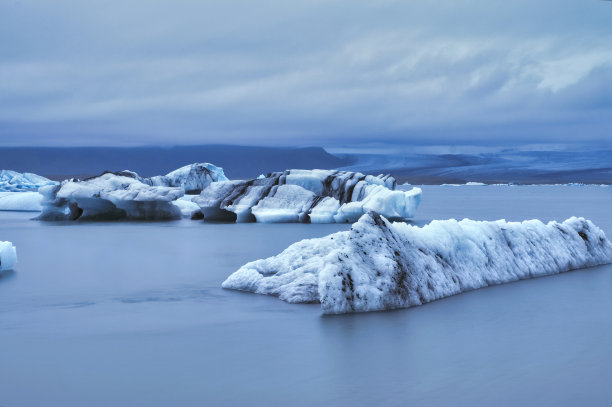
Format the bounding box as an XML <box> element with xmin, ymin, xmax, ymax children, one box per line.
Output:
<box><xmin>1</xmin><ymin>186</ymin><xmax>611</xmax><ymax>406</ymax></box>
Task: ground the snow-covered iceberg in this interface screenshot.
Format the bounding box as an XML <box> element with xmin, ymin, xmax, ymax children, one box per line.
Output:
<box><xmin>0</xmin><ymin>241</ymin><xmax>17</xmax><ymax>271</ymax></box>
<box><xmin>194</xmin><ymin>170</ymin><xmax>421</xmax><ymax>223</ymax></box>
<box><xmin>36</xmin><ymin>163</ymin><xmax>227</xmax><ymax>220</ymax></box>
<box><xmin>0</xmin><ymin>170</ymin><xmax>57</xmax><ymax>192</ymax></box>
<box><xmin>223</xmin><ymin>212</ymin><xmax>612</xmax><ymax>314</ymax></box>
<box><xmin>143</xmin><ymin>163</ymin><xmax>228</xmax><ymax>194</ymax></box>
<box><xmin>37</xmin><ymin>172</ymin><xmax>185</xmax><ymax>220</ymax></box>
<box><xmin>0</xmin><ymin>191</ymin><xmax>43</xmax><ymax>211</ymax></box>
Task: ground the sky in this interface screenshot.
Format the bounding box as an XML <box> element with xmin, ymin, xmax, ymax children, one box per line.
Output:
<box><xmin>0</xmin><ymin>0</ymin><xmax>611</xmax><ymax>148</ymax></box>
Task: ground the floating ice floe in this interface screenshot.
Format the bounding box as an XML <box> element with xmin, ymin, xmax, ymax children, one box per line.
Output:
<box><xmin>0</xmin><ymin>170</ymin><xmax>57</xmax><ymax>192</ymax></box>
<box><xmin>36</xmin><ymin>163</ymin><xmax>227</xmax><ymax>220</ymax></box>
<box><xmin>38</xmin><ymin>172</ymin><xmax>184</xmax><ymax>220</ymax></box>
<box><xmin>0</xmin><ymin>241</ymin><xmax>17</xmax><ymax>271</ymax></box>
<box><xmin>441</xmin><ymin>182</ymin><xmax>487</xmax><ymax>186</ymax></box>
<box><xmin>223</xmin><ymin>212</ymin><xmax>612</xmax><ymax>314</ymax></box>
<box><xmin>0</xmin><ymin>191</ymin><xmax>44</xmax><ymax>211</ymax></box>
<box><xmin>194</xmin><ymin>170</ymin><xmax>421</xmax><ymax>223</ymax></box>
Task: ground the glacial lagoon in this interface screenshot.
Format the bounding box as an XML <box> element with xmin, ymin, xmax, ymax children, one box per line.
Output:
<box><xmin>1</xmin><ymin>185</ymin><xmax>611</xmax><ymax>407</ymax></box>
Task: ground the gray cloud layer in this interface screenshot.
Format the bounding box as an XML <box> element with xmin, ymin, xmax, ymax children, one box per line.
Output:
<box><xmin>1</xmin><ymin>0</ymin><xmax>611</xmax><ymax>146</ymax></box>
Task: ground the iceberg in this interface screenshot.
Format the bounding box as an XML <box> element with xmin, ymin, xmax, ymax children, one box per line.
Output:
<box><xmin>37</xmin><ymin>172</ymin><xmax>185</xmax><ymax>220</ymax></box>
<box><xmin>0</xmin><ymin>191</ymin><xmax>43</xmax><ymax>211</ymax></box>
<box><xmin>36</xmin><ymin>163</ymin><xmax>227</xmax><ymax>220</ymax></box>
<box><xmin>0</xmin><ymin>241</ymin><xmax>17</xmax><ymax>271</ymax></box>
<box><xmin>194</xmin><ymin>170</ymin><xmax>421</xmax><ymax>223</ymax></box>
<box><xmin>223</xmin><ymin>212</ymin><xmax>612</xmax><ymax>314</ymax></box>
<box><xmin>0</xmin><ymin>170</ymin><xmax>57</xmax><ymax>192</ymax></box>
<box><xmin>441</xmin><ymin>182</ymin><xmax>487</xmax><ymax>186</ymax></box>
<box><xmin>144</xmin><ymin>163</ymin><xmax>228</xmax><ymax>194</ymax></box>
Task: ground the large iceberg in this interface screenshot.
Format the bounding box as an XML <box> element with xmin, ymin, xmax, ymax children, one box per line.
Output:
<box><xmin>37</xmin><ymin>172</ymin><xmax>185</xmax><ymax>220</ymax></box>
<box><xmin>0</xmin><ymin>170</ymin><xmax>57</xmax><ymax>192</ymax></box>
<box><xmin>36</xmin><ymin>163</ymin><xmax>227</xmax><ymax>220</ymax></box>
<box><xmin>3</xmin><ymin>164</ymin><xmax>226</xmax><ymax>215</ymax></box>
<box><xmin>0</xmin><ymin>191</ymin><xmax>43</xmax><ymax>211</ymax></box>
<box><xmin>0</xmin><ymin>241</ymin><xmax>17</xmax><ymax>271</ymax></box>
<box><xmin>223</xmin><ymin>212</ymin><xmax>612</xmax><ymax>314</ymax></box>
<box><xmin>194</xmin><ymin>170</ymin><xmax>421</xmax><ymax>223</ymax></box>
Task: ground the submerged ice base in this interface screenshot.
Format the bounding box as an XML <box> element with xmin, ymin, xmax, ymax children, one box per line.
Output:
<box><xmin>223</xmin><ymin>212</ymin><xmax>612</xmax><ymax>314</ymax></box>
<box><xmin>0</xmin><ymin>241</ymin><xmax>17</xmax><ymax>271</ymax></box>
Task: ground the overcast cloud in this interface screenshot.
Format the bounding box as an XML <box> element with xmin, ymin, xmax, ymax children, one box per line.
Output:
<box><xmin>1</xmin><ymin>0</ymin><xmax>611</xmax><ymax>147</ymax></box>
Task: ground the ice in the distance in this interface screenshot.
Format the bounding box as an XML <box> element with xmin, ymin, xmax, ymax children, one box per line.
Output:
<box><xmin>441</xmin><ymin>182</ymin><xmax>487</xmax><ymax>186</ymax></box>
<box><xmin>193</xmin><ymin>169</ymin><xmax>422</xmax><ymax>223</ymax></box>
<box><xmin>223</xmin><ymin>212</ymin><xmax>612</xmax><ymax>314</ymax></box>
<box><xmin>0</xmin><ymin>191</ymin><xmax>44</xmax><ymax>212</ymax></box>
<box><xmin>0</xmin><ymin>170</ymin><xmax>57</xmax><ymax>192</ymax></box>
<box><xmin>0</xmin><ymin>241</ymin><xmax>17</xmax><ymax>271</ymax></box>
<box><xmin>144</xmin><ymin>163</ymin><xmax>228</xmax><ymax>194</ymax></box>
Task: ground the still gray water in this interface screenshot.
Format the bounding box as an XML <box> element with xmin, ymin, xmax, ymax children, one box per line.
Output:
<box><xmin>1</xmin><ymin>186</ymin><xmax>611</xmax><ymax>406</ymax></box>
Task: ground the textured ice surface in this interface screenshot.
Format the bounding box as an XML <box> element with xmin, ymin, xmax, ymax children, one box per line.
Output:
<box><xmin>0</xmin><ymin>241</ymin><xmax>17</xmax><ymax>271</ymax></box>
<box><xmin>38</xmin><ymin>172</ymin><xmax>184</xmax><ymax>220</ymax></box>
<box><xmin>0</xmin><ymin>192</ymin><xmax>43</xmax><ymax>211</ymax></box>
<box><xmin>172</xmin><ymin>195</ymin><xmax>202</xmax><ymax>218</ymax></box>
<box><xmin>144</xmin><ymin>163</ymin><xmax>228</xmax><ymax>194</ymax></box>
<box><xmin>194</xmin><ymin>170</ymin><xmax>421</xmax><ymax>223</ymax></box>
<box><xmin>223</xmin><ymin>212</ymin><xmax>612</xmax><ymax>314</ymax></box>
<box><xmin>0</xmin><ymin>170</ymin><xmax>56</xmax><ymax>192</ymax></box>
<box><xmin>36</xmin><ymin>163</ymin><xmax>227</xmax><ymax>220</ymax></box>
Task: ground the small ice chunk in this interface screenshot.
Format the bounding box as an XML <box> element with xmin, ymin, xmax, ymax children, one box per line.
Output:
<box><xmin>0</xmin><ymin>241</ymin><xmax>17</xmax><ymax>271</ymax></box>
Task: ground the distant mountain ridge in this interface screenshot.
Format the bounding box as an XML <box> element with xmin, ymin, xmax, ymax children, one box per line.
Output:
<box><xmin>337</xmin><ymin>149</ymin><xmax>612</xmax><ymax>184</ymax></box>
<box><xmin>0</xmin><ymin>145</ymin><xmax>351</xmax><ymax>180</ymax></box>
<box><xmin>2</xmin><ymin>145</ymin><xmax>610</xmax><ymax>184</ymax></box>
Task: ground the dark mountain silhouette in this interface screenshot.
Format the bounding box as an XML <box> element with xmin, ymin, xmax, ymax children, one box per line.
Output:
<box><xmin>0</xmin><ymin>145</ymin><xmax>351</xmax><ymax>180</ymax></box>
